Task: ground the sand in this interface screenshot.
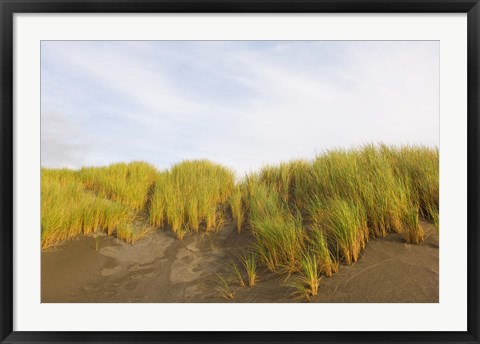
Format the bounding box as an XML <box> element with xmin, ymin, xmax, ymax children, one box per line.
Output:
<box><xmin>41</xmin><ymin>221</ymin><xmax>438</xmax><ymax>303</ymax></box>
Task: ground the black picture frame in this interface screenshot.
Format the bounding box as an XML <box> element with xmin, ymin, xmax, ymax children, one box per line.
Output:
<box><xmin>1</xmin><ymin>1</ymin><xmax>479</xmax><ymax>343</ymax></box>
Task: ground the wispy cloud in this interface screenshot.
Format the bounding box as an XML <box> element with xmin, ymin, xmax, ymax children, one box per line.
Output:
<box><xmin>41</xmin><ymin>41</ymin><xmax>439</xmax><ymax>175</ymax></box>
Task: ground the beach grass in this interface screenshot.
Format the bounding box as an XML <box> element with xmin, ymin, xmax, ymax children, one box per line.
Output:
<box><xmin>79</xmin><ymin>161</ymin><xmax>158</xmax><ymax>212</ymax></box>
<box><xmin>231</xmin><ymin>144</ymin><xmax>437</xmax><ymax>299</ymax></box>
<box><xmin>41</xmin><ymin>168</ymin><xmax>133</xmax><ymax>249</ymax></box>
<box><xmin>42</xmin><ymin>144</ymin><xmax>438</xmax><ymax>300</ymax></box>
<box><xmin>239</xmin><ymin>252</ymin><xmax>258</xmax><ymax>287</ymax></box>
<box><xmin>229</xmin><ymin>187</ymin><xmax>245</xmax><ymax>233</ymax></box>
<box><xmin>216</xmin><ymin>273</ymin><xmax>235</xmax><ymax>300</ymax></box>
<box><xmin>148</xmin><ymin>160</ymin><xmax>235</xmax><ymax>238</ymax></box>
<box><xmin>231</xmin><ymin>260</ymin><xmax>246</xmax><ymax>287</ymax></box>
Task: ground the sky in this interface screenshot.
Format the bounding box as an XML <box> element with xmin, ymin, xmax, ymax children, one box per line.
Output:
<box><xmin>41</xmin><ymin>41</ymin><xmax>439</xmax><ymax>176</ymax></box>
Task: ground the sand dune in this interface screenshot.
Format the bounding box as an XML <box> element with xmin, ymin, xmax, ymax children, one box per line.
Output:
<box><xmin>41</xmin><ymin>220</ymin><xmax>438</xmax><ymax>303</ymax></box>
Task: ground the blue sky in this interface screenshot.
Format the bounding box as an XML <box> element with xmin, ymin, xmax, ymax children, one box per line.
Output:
<box><xmin>41</xmin><ymin>41</ymin><xmax>439</xmax><ymax>175</ymax></box>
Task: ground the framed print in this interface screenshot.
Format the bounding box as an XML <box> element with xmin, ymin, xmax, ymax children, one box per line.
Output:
<box><xmin>1</xmin><ymin>1</ymin><xmax>479</xmax><ymax>343</ymax></box>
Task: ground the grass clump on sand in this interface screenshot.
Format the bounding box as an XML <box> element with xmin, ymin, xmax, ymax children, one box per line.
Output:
<box><xmin>42</xmin><ymin>144</ymin><xmax>438</xmax><ymax>301</ymax></box>
<box><xmin>41</xmin><ymin>162</ymin><xmax>158</xmax><ymax>249</ymax></box>
<box><xmin>316</xmin><ymin>197</ymin><xmax>369</xmax><ymax>265</ymax></box>
<box><xmin>149</xmin><ymin>160</ymin><xmax>235</xmax><ymax>239</ymax></box>
<box><xmin>216</xmin><ymin>273</ymin><xmax>235</xmax><ymax>300</ymax></box>
<box><xmin>116</xmin><ymin>222</ymin><xmax>154</xmax><ymax>245</ymax></box>
<box><xmin>41</xmin><ymin>169</ymin><xmax>130</xmax><ymax>249</ymax></box>
<box><xmin>231</xmin><ymin>261</ymin><xmax>246</xmax><ymax>287</ymax></box>
<box><xmin>307</xmin><ymin>227</ymin><xmax>338</xmax><ymax>277</ymax></box>
<box><xmin>385</xmin><ymin>146</ymin><xmax>439</xmax><ymax>229</ymax></box>
<box><xmin>232</xmin><ymin>144</ymin><xmax>438</xmax><ymax>300</ymax></box>
<box><xmin>240</xmin><ymin>252</ymin><xmax>257</xmax><ymax>287</ymax></box>
<box><xmin>290</xmin><ymin>253</ymin><xmax>322</xmax><ymax>302</ymax></box>
<box><xmin>229</xmin><ymin>187</ymin><xmax>245</xmax><ymax>233</ymax></box>
<box><xmin>244</xmin><ymin>182</ymin><xmax>306</xmax><ymax>273</ymax></box>
<box><xmin>42</xmin><ymin>159</ymin><xmax>235</xmax><ymax>247</ymax></box>
<box><xmin>79</xmin><ymin>161</ymin><xmax>158</xmax><ymax>213</ymax></box>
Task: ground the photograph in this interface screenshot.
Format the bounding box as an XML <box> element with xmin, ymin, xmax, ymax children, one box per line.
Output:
<box><xmin>40</xmin><ymin>40</ymin><xmax>439</xmax><ymax>303</ymax></box>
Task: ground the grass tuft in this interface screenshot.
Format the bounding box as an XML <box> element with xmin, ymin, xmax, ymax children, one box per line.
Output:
<box><xmin>229</xmin><ymin>188</ymin><xmax>245</xmax><ymax>233</ymax></box>
<box><xmin>149</xmin><ymin>160</ymin><xmax>235</xmax><ymax>236</ymax></box>
<box><xmin>289</xmin><ymin>253</ymin><xmax>322</xmax><ymax>302</ymax></box>
<box><xmin>231</xmin><ymin>261</ymin><xmax>246</xmax><ymax>287</ymax></box>
<box><xmin>216</xmin><ymin>273</ymin><xmax>235</xmax><ymax>300</ymax></box>
<box><xmin>239</xmin><ymin>252</ymin><xmax>258</xmax><ymax>287</ymax></box>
